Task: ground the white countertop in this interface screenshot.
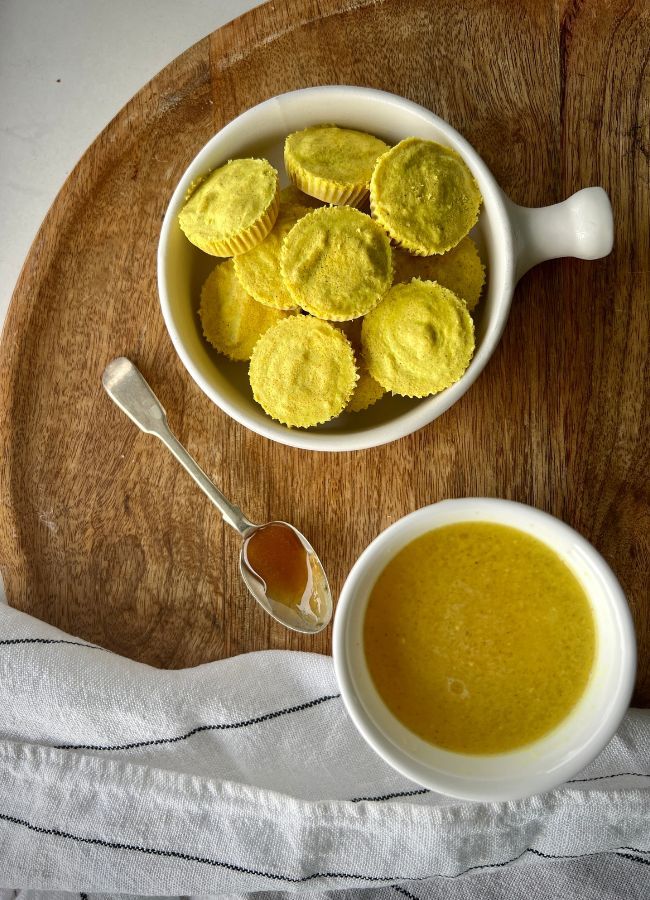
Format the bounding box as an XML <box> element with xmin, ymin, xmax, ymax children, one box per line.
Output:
<box><xmin>0</xmin><ymin>0</ymin><xmax>264</xmax><ymax>330</ymax></box>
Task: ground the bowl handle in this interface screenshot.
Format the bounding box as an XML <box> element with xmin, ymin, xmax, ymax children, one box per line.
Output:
<box><xmin>504</xmin><ymin>187</ymin><xmax>614</xmax><ymax>282</ymax></box>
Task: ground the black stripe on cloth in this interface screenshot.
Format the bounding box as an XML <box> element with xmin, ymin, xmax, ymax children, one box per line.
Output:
<box><xmin>0</xmin><ymin>810</ymin><xmax>647</xmax><ymax>883</ymax></box>
<box><xmin>352</xmin><ymin>789</ymin><xmax>430</xmax><ymax>803</ymax></box>
<box><xmin>351</xmin><ymin>771</ymin><xmax>650</xmax><ymax>803</ymax></box>
<box><xmin>353</xmin><ymin>772</ymin><xmax>650</xmax><ymax>802</ymax></box>
<box><xmin>393</xmin><ymin>886</ymin><xmax>420</xmax><ymax>900</ymax></box>
<box><xmin>567</xmin><ymin>772</ymin><xmax>650</xmax><ymax>784</ymax></box>
<box><xmin>450</xmin><ymin>847</ymin><xmax>650</xmax><ymax>878</ymax></box>
<box><xmin>617</xmin><ymin>852</ymin><xmax>650</xmax><ymax>867</ymax></box>
<box><xmin>52</xmin><ymin>694</ymin><xmax>341</xmax><ymax>751</ymax></box>
<box><xmin>0</xmin><ymin>811</ymin><xmax>400</xmax><ymax>883</ymax></box>
<box><xmin>0</xmin><ymin>638</ymin><xmax>106</xmax><ymax>651</ymax></box>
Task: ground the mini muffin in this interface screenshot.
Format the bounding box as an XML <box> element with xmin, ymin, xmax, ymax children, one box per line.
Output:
<box><xmin>280</xmin><ymin>206</ymin><xmax>393</xmax><ymax>321</ymax></box>
<box><xmin>249</xmin><ymin>317</ymin><xmax>358</xmax><ymax>428</ymax></box>
<box><xmin>280</xmin><ymin>184</ymin><xmax>324</xmax><ymax>209</ymax></box>
<box><xmin>362</xmin><ymin>279</ymin><xmax>475</xmax><ymax>397</ymax></box>
<box><xmin>333</xmin><ymin>319</ymin><xmax>385</xmax><ymax>412</ymax></box>
<box><xmin>199</xmin><ymin>260</ymin><xmax>291</xmax><ymax>361</ymax></box>
<box><xmin>285</xmin><ymin>125</ymin><xmax>389</xmax><ymax>207</ymax></box>
<box><xmin>392</xmin><ymin>237</ymin><xmax>485</xmax><ymax>311</ymax></box>
<box><xmin>179</xmin><ymin>158</ymin><xmax>280</xmax><ymax>256</ymax></box>
<box><xmin>233</xmin><ymin>200</ymin><xmax>311</xmax><ymax>310</ymax></box>
<box><xmin>370</xmin><ymin>138</ymin><xmax>482</xmax><ymax>255</ymax></box>
<box><xmin>346</xmin><ymin>362</ymin><xmax>385</xmax><ymax>412</ymax></box>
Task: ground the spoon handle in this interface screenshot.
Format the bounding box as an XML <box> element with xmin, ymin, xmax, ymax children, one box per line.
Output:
<box><xmin>102</xmin><ymin>358</ymin><xmax>254</xmax><ymax>536</ymax></box>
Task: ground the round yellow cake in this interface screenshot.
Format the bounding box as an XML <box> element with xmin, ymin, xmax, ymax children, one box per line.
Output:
<box><xmin>248</xmin><ymin>316</ymin><xmax>358</xmax><ymax>427</ymax></box>
<box><xmin>334</xmin><ymin>319</ymin><xmax>385</xmax><ymax>412</ymax></box>
<box><xmin>280</xmin><ymin>206</ymin><xmax>393</xmax><ymax>321</ymax></box>
<box><xmin>280</xmin><ymin>184</ymin><xmax>324</xmax><ymax>209</ymax></box>
<box><xmin>392</xmin><ymin>237</ymin><xmax>485</xmax><ymax>311</ymax></box>
<box><xmin>199</xmin><ymin>260</ymin><xmax>291</xmax><ymax>361</ymax></box>
<box><xmin>179</xmin><ymin>158</ymin><xmax>280</xmax><ymax>256</ymax></box>
<box><xmin>346</xmin><ymin>362</ymin><xmax>385</xmax><ymax>412</ymax></box>
<box><xmin>285</xmin><ymin>125</ymin><xmax>389</xmax><ymax>207</ymax></box>
<box><xmin>370</xmin><ymin>137</ymin><xmax>482</xmax><ymax>255</ymax></box>
<box><xmin>233</xmin><ymin>200</ymin><xmax>311</xmax><ymax>310</ymax></box>
<box><xmin>362</xmin><ymin>279</ymin><xmax>475</xmax><ymax>397</ymax></box>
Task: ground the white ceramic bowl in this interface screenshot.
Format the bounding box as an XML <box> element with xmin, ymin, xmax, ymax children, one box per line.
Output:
<box><xmin>158</xmin><ymin>86</ymin><xmax>613</xmax><ymax>451</ymax></box>
<box><xmin>332</xmin><ymin>499</ymin><xmax>636</xmax><ymax>801</ymax></box>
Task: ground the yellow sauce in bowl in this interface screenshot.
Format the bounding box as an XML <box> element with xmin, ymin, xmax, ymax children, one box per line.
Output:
<box><xmin>363</xmin><ymin>523</ymin><xmax>595</xmax><ymax>754</ymax></box>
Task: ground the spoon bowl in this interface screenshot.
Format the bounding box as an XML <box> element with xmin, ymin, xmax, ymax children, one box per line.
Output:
<box><xmin>240</xmin><ymin>521</ymin><xmax>332</xmax><ymax>634</ymax></box>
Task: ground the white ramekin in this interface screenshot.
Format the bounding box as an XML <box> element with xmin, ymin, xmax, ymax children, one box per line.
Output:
<box><xmin>332</xmin><ymin>499</ymin><xmax>636</xmax><ymax>801</ymax></box>
<box><xmin>158</xmin><ymin>86</ymin><xmax>613</xmax><ymax>452</ymax></box>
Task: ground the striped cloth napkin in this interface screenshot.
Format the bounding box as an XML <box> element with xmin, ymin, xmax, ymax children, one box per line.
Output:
<box><xmin>0</xmin><ymin>597</ymin><xmax>648</xmax><ymax>899</ymax></box>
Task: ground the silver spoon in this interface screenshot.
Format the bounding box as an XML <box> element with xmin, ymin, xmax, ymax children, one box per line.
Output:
<box><xmin>102</xmin><ymin>357</ymin><xmax>332</xmax><ymax>634</ymax></box>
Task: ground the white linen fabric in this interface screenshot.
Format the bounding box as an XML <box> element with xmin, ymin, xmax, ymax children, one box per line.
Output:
<box><xmin>0</xmin><ymin>601</ymin><xmax>648</xmax><ymax>899</ymax></box>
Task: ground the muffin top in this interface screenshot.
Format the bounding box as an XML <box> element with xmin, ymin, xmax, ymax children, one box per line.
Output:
<box><xmin>285</xmin><ymin>125</ymin><xmax>389</xmax><ymax>205</ymax></box>
<box><xmin>280</xmin><ymin>206</ymin><xmax>393</xmax><ymax>321</ymax></box>
<box><xmin>392</xmin><ymin>236</ymin><xmax>485</xmax><ymax>311</ymax></box>
<box><xmin>199</xmin><ymin>260</ymin><xmax>291</xmax><ymax>361</ymax></box>
<box><xmin>362</xmin><ymin>279</ymin><xmax>475</xmax><ymax>397</ymax></box>
<box><xmin>179</xmin><ymin>158</ymin><xmax>279</xmax><ymax>256</ymax></box>
<box><xmin>370</xmin><ymin>138</ymin><xmax>482</xmax><ymax>255</ymax></box>
<box><xmin>249</xmin><ymin>316</ymin><xmax>358</xmax><ymax>428</ymax></box>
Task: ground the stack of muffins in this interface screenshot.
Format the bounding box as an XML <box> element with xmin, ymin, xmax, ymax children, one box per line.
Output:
<box><xmin>178</xmin><ymin>125</ymin><xmax>485</xmax><ymax>429</ymax></box>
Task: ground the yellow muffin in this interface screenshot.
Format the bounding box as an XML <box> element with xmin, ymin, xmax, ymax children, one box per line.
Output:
<box><xmin>285</xmin><ymin>125</ymin><xmax>389</xmax><ymax>207</ymax></box>
<box><xmin>392</xmin><ymin>237</ymin><xmax>485</xmax><ymax>311</ymax></box>
<box><xmin>233</xmin><ymin>200</ymin><xmax>311</xmax><ymax>310</ymax></box>
<box><xmin>249</xmin><ymin>316</ymin><xmax>358</xmax><ymax>428</ymax></box>
<box><xmin>333</xmin><ymin>320</ymin><xmax>385</xmax><ymax>412</ymax></box>
<box><xmin>199</xmin><ymin>260</ymin><xmax>291</xmax><ymax>361</ymax></box>
<box><xmin>370</xmin><ymin>138</ymin><xmax>482</xmax><ymax>255</ymax></box>
<box><xmin>347</xmin><ymin>362</ymin><xmax>385</xmax><ymax>412</ymax></box>
<box><xmin>179</xmin><ymin>158</ymin><xmax>280</xmax><ymax>256</ymax></box>
<box><xmin>362</xmin><ymin>279</ymin><xmax>475</xmax><ymax>397</ymax></box>
<box><xmin>280</xmin><ymin>184</ymin><xmax>324</xmax><ymax>209</ymax></box>
<box><xmin>280</xmin><ymin>206</ymin><xmax>393</xmax><ymax>321</ymax></box>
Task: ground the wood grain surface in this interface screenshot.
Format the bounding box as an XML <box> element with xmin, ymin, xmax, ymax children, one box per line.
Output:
<box><xmin>1</xmin><ymin>0</ymin><xmax>648</xmax><ymax>702</ymax></box>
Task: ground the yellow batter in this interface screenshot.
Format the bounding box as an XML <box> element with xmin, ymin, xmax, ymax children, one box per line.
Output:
<box><xmin>363</xmin><ymin>522</ymin><xmax>595</xmax><ymax>754</ymax></box>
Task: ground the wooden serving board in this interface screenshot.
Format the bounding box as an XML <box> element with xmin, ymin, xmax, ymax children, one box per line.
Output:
<box><xmin>1</xmin><ymin>0</ymin><xmax>648</xmax><ymax>703</ymax></box>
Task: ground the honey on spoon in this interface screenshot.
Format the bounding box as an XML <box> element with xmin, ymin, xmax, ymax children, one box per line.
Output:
<box><xmin>102</xmin><ymin>357</ymin><xmax>332</xmax><ymax>633</ymax></box>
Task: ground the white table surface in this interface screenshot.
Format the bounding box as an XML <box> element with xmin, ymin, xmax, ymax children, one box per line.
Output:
<box><xmin>0</xmin><ymin>0</ymin><xmax>264</xmax><ymax>332</ymax></box>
